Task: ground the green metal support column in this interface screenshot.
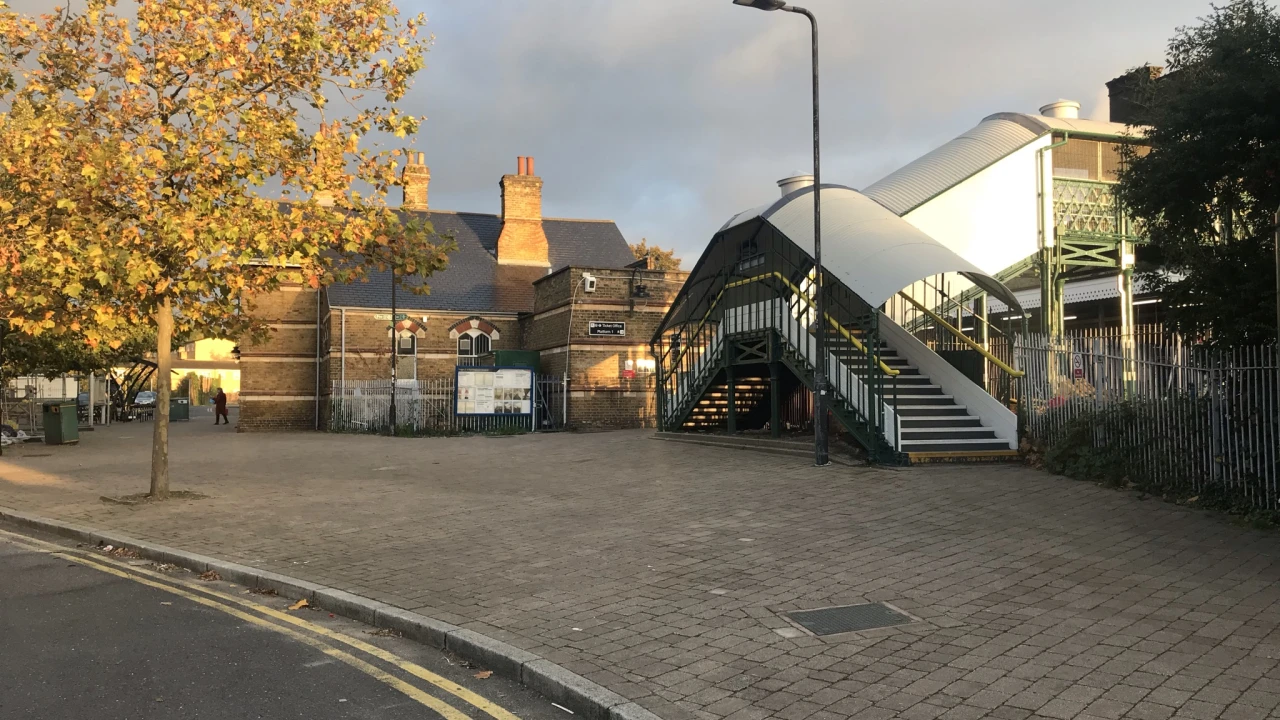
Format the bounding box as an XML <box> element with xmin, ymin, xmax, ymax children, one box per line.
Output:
<box><xmin>975</xmin><ymin>294</ymin><xmax>989</xmax><ymax>389</ymax></box>
<box><xmin>1039</xmin><ymin>247</ymin><xmax>1055</xmax><ymax>336</ymax></box>
<box><xmin>726</xmin><ymin>364</ymin><xmax>736</xmax><ymax>434</ymax></box>
<box><xmin>1119</xmin><ymin>242</ymin><xmax>1137</xmax><ymax>397</ymax></box>
<box><xmin>769</xmin><ymin>361</ymin><xmax>781</xmax><ymax>438</ymax></box>
<box><xmin>1054</xmin><ymin>277</ymin><xmax>1068</xmax><ymax>337</ymax></box>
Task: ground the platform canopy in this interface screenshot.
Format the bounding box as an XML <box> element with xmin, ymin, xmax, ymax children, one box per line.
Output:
<box><xmin>660</xmin><ymin>185</ymin><xmax>1024</xmax><ymax>336</ymax></box>
<box><xmin>711</xmin><ymin>183</ymin><xmax>1018</xmax><ymax>302</ymax></box>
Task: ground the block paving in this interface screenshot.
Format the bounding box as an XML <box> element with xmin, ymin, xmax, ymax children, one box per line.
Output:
<box><xmin>2</xmin><ymin>421</ymin><xmax>1279</xmax><ymax>720</ymax></box>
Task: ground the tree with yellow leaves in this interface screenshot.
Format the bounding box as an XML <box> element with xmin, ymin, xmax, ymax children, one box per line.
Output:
<box><xmin>0</xmin><ymin>0</ymin><xmax>453</xmax><ymax>497</ymax></box>
<box><xmin>629</xmin><ymin>238</ymin><xmax>681</xmax><ymax>271</ymax></box>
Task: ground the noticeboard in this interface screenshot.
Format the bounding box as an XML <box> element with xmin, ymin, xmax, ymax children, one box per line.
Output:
<box><xmin>455</xmin><ymin>366</ymin><xmax>534</xmax><ymax>416</ymax></box>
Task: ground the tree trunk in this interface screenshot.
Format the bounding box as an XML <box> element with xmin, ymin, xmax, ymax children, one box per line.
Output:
<box><xmin>150</xmin><ymin>297</ymin><xmax>172</xmax><ymax>499</ymax></box>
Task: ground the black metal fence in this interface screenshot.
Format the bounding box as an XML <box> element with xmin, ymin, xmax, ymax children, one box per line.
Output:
<box><xmin>1019</xmin><ymin>334</ymin><xmax>1280</xmax><ymax>510</ymax></box>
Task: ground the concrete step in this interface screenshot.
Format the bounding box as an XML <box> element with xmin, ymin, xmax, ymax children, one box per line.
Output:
<box><xmin>906</xmin><ymin>449</ymin><xmax>1021</xmax><ymax>464</ymax></box>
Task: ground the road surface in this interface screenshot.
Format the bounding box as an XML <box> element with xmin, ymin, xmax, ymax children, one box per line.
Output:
<box><xmin>0</xmin><ymin>527</ymin><xmax>565</xmax><ymax>720</ymax></box>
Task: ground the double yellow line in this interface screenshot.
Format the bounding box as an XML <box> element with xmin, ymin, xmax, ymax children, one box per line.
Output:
<box><xmin>0</xmin><ymin>529</ymin><xmax>521</xmax><ymax>720</ymax></box>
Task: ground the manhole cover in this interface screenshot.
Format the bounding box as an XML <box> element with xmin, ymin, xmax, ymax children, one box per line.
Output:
<box><xmin>786</xmin><ymin>602</ymin><xmax>913</xmax><ymax>636</ymax></box>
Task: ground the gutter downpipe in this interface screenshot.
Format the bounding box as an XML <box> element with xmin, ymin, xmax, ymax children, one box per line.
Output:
<box><xmin>1036</xmin><ymin>131</ymin><xmax>1069</xmax><ymax>338</ymax></box>
<box><xmin>340</xmin><ymin>309</ymin><xmax>346</xmax><ymax>388</ymax></box>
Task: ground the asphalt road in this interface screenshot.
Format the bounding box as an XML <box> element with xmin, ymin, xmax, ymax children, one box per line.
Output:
<box><xmin>0</xmin><ymin>528</ymin><xmax>564</xmax><ymax>720</ymax></box>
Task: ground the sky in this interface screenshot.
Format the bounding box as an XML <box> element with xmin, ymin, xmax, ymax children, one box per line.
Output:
<box><xmin>5</xmin><ymin>0</ymin><xmax>1217</xmax><ymax>266</ymax></box>
<box><xmin>405</xmin><ymin>0</ymin><xmax>1212</xmax><ymax>266</ymax></box>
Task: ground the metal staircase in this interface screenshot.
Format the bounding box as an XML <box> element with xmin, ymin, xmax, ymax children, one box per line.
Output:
<box><xmin>682</xmin><ymin>377</ymin><xmax>769</xmax><ymax>431</ymax></box>
<box><xmin>836</xmin><ymin>333</ymin><xmax>1012</xmax><ymax>455</ymax></box>
<box><xmin>654</xmin><ymin>257</ymin><xmax>1020</xmax><ymax>464</ymax></box>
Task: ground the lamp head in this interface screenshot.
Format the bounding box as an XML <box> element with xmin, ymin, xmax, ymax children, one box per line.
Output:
<box><xmin>732</xmin><ymin>0</ymin><xmax>787</xmax><ymax>9</ymax></box>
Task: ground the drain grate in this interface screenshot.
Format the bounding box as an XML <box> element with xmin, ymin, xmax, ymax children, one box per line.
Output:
<box><xmin>786</xmin><ymin>602</ymin><xmax>913</xmax><ymax>636</ymax></box>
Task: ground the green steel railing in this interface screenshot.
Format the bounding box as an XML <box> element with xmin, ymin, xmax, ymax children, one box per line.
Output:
<box><xmin>652</xmin><ymin>224</ymin><xmax>903</xmax><ymax>459</ymax></box>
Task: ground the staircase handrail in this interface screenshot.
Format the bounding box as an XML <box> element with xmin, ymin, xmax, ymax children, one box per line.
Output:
<box><xmin>897</xmin><ymin>292</ymin><xmax>1025</xmax><ymax>377</ymax></box>
<box><xmin>667</xmin><ymin>271</ymin><xmax>899</xmax><ymax>377</ymax></box>
<box><xmin>901</xmin><ymin>274</ymin><xmax>1017</xmax><ymax>345</ymax></box>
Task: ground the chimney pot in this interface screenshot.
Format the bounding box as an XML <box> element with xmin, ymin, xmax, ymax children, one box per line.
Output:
<box><xmin>527</xmin><ymin>156</ymin><xmax>535</xmax><ymax>176</ymax></box>
<box><xmin>518</xmin><ymin>156</ymin><xmax>527</xmax><ymax>175</ymax></box>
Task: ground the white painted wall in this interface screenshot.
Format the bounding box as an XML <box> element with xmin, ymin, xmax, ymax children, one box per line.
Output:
<box><xmin>899</xmin><ymin>135</ymin><xmax>1051</xmax><ymax>276</ymax></box>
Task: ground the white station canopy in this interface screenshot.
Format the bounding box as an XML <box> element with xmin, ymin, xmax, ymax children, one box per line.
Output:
<box><xmin>723</xmin><ymin>185</ymin><xmax>1024</xmax><ymax>313</ymax></box>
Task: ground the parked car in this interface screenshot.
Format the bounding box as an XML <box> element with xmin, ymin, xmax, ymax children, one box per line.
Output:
<box><xmin>133</xmin><ymin>390</ymin><xmax>157</xmax><ymax>407</ymax></box>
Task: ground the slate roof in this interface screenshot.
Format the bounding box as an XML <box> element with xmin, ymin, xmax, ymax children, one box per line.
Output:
<box><xmin>326</xmin><ymin>210</ymin><xmax>636</xmax><ymax>313</ymax></box>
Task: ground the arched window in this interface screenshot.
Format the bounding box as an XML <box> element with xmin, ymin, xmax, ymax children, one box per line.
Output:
<box><xmin>457</xmin><ymin>330</ymin><xmax>492</xmax><ymax>359</ymax></box>
<box><xmin>450</xmin><ymin>317</ymin><xmax>499</xmax><ymax>365</ymax></box>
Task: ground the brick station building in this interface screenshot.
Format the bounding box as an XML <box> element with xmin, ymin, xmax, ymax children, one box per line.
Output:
<box><xmin>238</xmin><ymin>155</ymin><xmax>686</xmax><ymax>431</ymax></box>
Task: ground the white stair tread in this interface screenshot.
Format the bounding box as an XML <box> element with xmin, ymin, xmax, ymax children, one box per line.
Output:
<box><xmin>901</xmin><ymin>438</ymin><xmax>1015</xmax><ymax>446</ymax></box>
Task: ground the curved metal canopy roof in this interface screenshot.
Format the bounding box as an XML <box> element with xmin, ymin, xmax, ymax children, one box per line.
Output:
<box><xmin>863</xmin><ymin>112</ymin><xmax>1143</xmax><ymax>216</ymax></box>
<box><xmin>722</xmin><ymin>185</ymin><xmax>1024</xmax><ymax>313</ymax></box>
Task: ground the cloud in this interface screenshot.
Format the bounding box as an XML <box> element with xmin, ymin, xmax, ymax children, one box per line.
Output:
<box><xmin>407</xmin><ymin>0</ymin><xmax>1212</xmax><ymax>264</ymax></box>
<box><xmin>4</xmin><ymin>0</ymin><xmax>1215</xmax><ymax>266</ymax></box>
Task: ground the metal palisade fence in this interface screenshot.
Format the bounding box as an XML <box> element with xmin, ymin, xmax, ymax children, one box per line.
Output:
<box><xmin>1018</xmin><ymin>334</ymin><xmax>1280</xmax><ymax>511</ymax></box>
<box><xmin>329</xmin><ymin>376</ymin><xmax>567</xmax><ymax>435</ymax></box>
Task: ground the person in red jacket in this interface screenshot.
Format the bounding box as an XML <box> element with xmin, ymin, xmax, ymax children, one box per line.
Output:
<box><xmin>214</xmin><ymin>389</ymin><xmax>229</xmax><ymax>426</ymax></box>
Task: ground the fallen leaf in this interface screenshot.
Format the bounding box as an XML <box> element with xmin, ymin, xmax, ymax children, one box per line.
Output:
<box><xmin>474</xmin><ymin>670</ymin><xmax>492</xmax><ymax>679</ymax></box>
<box><xmin>288</xmin><ymin>598</ymin><xmax>310</xmax><ymax>611</ymax></box>
<box><xmin>198</xmin><ymin>570</ymin><xmax>221</xmax><ymax>582</ymax></box>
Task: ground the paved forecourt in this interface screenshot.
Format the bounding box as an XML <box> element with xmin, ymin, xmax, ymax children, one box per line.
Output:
<box><xmin>2</xmin><ymin>421</ymin><xmax>1280</xmax><ymax>720</ymax></box>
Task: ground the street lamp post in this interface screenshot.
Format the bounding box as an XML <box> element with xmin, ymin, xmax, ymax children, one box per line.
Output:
<box><xmin>389</xmin><ymin>263</ymin><xmax>398</xmax><ymax>434</ymax></box>
<box><xmin>732</xmin><ymin>0</ymin><xmax>828</xmax><ymax>466</ymax></box>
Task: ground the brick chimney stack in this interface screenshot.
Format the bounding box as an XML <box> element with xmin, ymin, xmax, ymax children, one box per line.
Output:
<box><xmin>497</xmin><ymin>155</ymin><xmax>549</xmax><ymax>267</ymax></box>
<box><xmin>401</xmin><ymin>151</ymin><xmax>430</xmax><ymax>211</ymax></box>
